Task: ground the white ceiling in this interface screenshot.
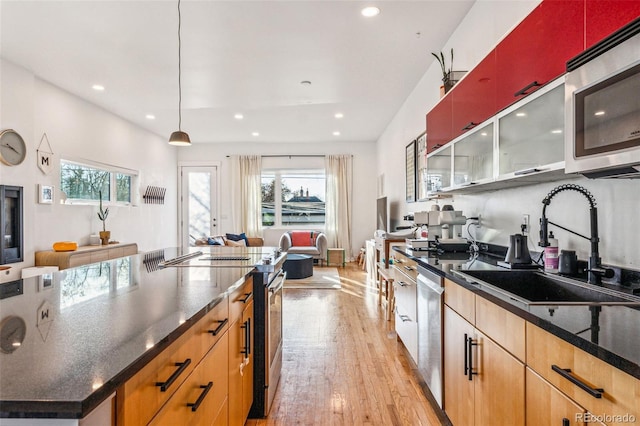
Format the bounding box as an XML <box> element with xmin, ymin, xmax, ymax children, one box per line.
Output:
<box><xmin>1</xmin><ymin>0</ymin><xmax>474</xmax><ymax>144</ymax></box>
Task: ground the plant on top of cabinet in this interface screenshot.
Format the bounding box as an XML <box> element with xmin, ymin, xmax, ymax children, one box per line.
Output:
<box><xmin>432</xmin><ymin>48</ymin><xmax>464</xmax><ymax>94</ymax></box>
<box><xmin>97</xmin><ymin>191</ymin><xmax>110</xmax><ymax>245</ymax></box>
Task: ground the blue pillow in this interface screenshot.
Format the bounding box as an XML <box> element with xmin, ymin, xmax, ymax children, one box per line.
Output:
<box><xmin>226</xmin><ymin>232</ymin><xmax>249</xmax><ymax>246</ymax></box>
<box><xmin>207</xmin><ymin>237</ymin><xmax>223</xmax><ymax>245</ymax></box>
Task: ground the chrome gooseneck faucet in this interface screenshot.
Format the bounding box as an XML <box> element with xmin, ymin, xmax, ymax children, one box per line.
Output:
<box><xmin>539</xmin><ymin>183</ymin><xmax>613</xmax><ymax>285</ymax></box>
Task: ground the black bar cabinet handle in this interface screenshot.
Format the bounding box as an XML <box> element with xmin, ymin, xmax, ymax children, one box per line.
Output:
<box><xmin>464</xmin><ymin>333</ymin><xmax>469</xmax><ymax>376</ymax></box>
<box><xmin>467</xmin><ymin>336</ymin><xmax>478</xmax><ymax>381</ymax></box>
<box><xmin>551</xmin><ymin>365</ymin><xmax>604</xmax><ymax>398</ymax></box>
<box><xmin>239</xmin><ymin>292</ymin><xmax>253</xmax><ymax>303</ymax></box>
<box><xmin>562</xmin><ymin>419</ymin><xmax>570</xmax><ymax>426</ymax></box>
<box><xmin>241</xmin><ymin>318</ymin><xmax>251</xmax><ymax>356</ymax></box>
<box><xmin>187</xmin><ymin>382</ymin><xmax>213</xmax><ymax>412</ymax></box>
<box><xmin>155</xmin><ymin>359</ymin><xmax>191</xmax><ymax>392</ymax></box>
<box><xmin>515</xmin><ymin>80</ymin><xmax>542</xmax><ymax>96</ymax></box>
<box><xmin>462</xmin><ymin>122</ymin><xmax>479</xmax><ymax>131</ymax></box>
<box><xmin>398</xmin><ymin>281</ymin><xmax>409</xmax><ymax>287</ymax></box>
<box><xmin>208</xmin><ymin>318</ymin><xmax>229</xmax><ymax>336</ymax></box>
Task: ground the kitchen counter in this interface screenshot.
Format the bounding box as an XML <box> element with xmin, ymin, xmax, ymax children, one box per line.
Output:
<box><xmin>394</xmin><ymin>246</ymin><xmax>640</xmax><ymax>380</ymax></box>
<box><xmin>0</xmin><ymin>246</ymin><xmax>282</xmax><ymax>419</ymax></box>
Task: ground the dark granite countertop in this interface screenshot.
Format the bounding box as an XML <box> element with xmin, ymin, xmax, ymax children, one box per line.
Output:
<box><xmin>0</xmin><ymin>246</ymin><xmax>280</xmax><ymax>419</ymax></box>
<box><xmin>393</xmin><ymin>246</ymin><xmax>640</xmax><ymax>380</ymax></box>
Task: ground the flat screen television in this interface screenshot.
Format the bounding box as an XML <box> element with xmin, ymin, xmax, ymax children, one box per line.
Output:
<box><xmin>376</xmin><ymin>196</ymin><xmax>388</xmax><ymax>232</ymax></box>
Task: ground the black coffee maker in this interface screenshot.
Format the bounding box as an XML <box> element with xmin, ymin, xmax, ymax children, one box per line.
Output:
<box><xmin>498</xmin><ymin>234</ymin><xmax>537</xmax><ymax>269</ymax></box>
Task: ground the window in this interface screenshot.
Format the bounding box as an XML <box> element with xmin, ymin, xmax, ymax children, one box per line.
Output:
<box><xmin>60</xmin><ymin>159</ymin><xmax>137</xmax><ymax>205</ymax></box>
<box><xmin>261</xmin><ymin>170</ymin><xmax>325</xmax><ymax>226</ymax></box>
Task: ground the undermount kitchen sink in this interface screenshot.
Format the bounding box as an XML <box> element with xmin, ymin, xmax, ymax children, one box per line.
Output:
<box><xmin>454</xmin><ymin>270</ymin><xmax>640</xmax><ymax>305</ymax></box>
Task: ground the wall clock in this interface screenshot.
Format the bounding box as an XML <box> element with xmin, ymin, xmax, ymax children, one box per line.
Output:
<box><xmin>0</xmin><ymin>315</ymin><xmax>26</xmax><ymax>354</ymax></box>
<box><xmin>0</xmin><ymin>129</ymin><xmax>27</xmax><ymax>166</ymax></box>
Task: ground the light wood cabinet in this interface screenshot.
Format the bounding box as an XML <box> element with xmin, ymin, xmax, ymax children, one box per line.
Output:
<box><xmin>443</xmin><ymin>280</ymin><xmax>525</xmax><ymax>426</ymax></box>
<box><xmin>35</xmin><ymin>242</ymin><xmax>138</xmax><ymax>270</ymax></box>
<box><xmin>526</xmin><ymin>367</ymin><xmax>586</xmax><ymax>426</ymax></box>
<box><xmin>228</xmin><ymin>279</ymin><xmax>254</xmax><ymax>426</ymax></box>
<box><xmin>149</xmin><ymin>333</ymin><xmax>229</xmax><ymax>426</ymax></box>
<box><xmin>116</xmin><ymin>297</ymin><xmax>229</xmax><ymax>426</ymax></box>
<box><xmin>526</xmin><ymin>322</ymin><xmax>640</xmax><ymax>426</ymax></box>
<box><xmin>443</xmin><ymin>306</ymin><xmax>525</xmax><ymax>426</ymax></box>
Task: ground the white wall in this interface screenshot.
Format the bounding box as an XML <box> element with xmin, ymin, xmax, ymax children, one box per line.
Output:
<box><xmin>0</xmin><ymin>59</ymin><xmax>178</xmax><ymax>283</ymax></box>
<box><xmin>177</xmin><ymin>140</ymin><xmax>377</xmax><ymax>259</ymax></box>
<box><xmin>376</xmin><ymin>0</ymin><xmax>640</xmax><ymax>271</ymax></box>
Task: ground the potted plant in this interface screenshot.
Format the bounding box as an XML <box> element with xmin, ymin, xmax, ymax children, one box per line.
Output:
<box><xmin>431</xmin><ymin>48</ymin><xmax>462</xmax><ymax>95</ymax></box>
<box><xmin>97</xmin><ymin>191</ymin><xmax>110</xmax><ymax>245</ymax></box>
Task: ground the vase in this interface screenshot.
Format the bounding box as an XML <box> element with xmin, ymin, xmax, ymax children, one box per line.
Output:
<box><xmin>99</xmin><ymin>231</ymin><xmax>111</xmax><ymax>245</ymax></box>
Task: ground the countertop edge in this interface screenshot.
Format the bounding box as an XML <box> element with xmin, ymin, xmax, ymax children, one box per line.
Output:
<box><xmin>0</xmin><ymin>271</ymin><xmax>251</xmax><ymax>419</ymax></box>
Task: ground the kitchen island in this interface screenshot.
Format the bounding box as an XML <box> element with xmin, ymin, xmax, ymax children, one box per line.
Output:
<box><xmin>0</xmin><ymin>246</ymin><xmax>284</xmax><ymax>424</ymax></box>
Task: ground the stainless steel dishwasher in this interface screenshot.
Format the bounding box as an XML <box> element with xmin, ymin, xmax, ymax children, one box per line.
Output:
<box><xmin>417</xmin><ymin>265</ymin><xmax>444</xmax><ymax>408</ymax></box>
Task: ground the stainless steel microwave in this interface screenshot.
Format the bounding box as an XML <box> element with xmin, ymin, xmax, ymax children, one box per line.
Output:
<box><xmin>565</xmin><ymin>28</ymin><xmax>640</xmax><ymax>178</ymax></box>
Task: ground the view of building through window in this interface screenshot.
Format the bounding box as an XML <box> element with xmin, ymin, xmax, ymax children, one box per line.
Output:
<box><xmin>261</xmin><ymin>170</ymin><xmax>325</xmax><ymax>226</ymax></box>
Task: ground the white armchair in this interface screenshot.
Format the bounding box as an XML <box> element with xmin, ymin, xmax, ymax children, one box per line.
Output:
<box><xmin>279</xmin><ymin>231</ymin><xmax>328</xmax><ymax>265</ymax></box>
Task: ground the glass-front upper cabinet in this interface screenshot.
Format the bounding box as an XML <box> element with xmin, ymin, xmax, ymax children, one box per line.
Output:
<box><xmin>497</xmin><ymin>77</ymin><xmax>565</xmax><ymax>177</ymax></box>
<box><xmin>452</xmin><ymin>122</ymin><xmax>494</xmax><ymax>187</ymax></box>
<box><xmin>426</xmin><ymin>145</ymin><xmax>452</xmax><ymax>193</ymax></box>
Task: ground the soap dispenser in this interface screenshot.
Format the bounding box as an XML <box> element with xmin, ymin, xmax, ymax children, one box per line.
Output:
<box><xmin>544</xmin><ymin>231</ymin><xmax>559</xmax><ymax>273</ymax></box>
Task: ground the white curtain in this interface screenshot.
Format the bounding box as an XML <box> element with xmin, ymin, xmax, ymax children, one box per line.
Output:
<box><xmin>325</xmin><ymin>155</ymin><xmax>353</xmax><ymax>260</ymax></box>
<box><xmin>230</xmin><ymin>155</ymin><xmax>263</xmax><ymax>237</ymax></box>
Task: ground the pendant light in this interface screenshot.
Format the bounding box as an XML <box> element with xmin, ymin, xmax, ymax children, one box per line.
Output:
<box><xmin>169</xmin><ymin>0</ymin><xmax>191</xmax><ymax>146</ymax></box>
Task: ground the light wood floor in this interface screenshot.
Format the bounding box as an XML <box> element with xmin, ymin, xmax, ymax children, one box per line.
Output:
<box><xmin>246</xmin><ymin>263</ymin><xmax>447</xmax><ymax>426</ymax></box>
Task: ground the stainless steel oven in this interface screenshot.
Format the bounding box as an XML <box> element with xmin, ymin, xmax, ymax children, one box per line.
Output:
<box><xmin>249</xmin><ymin>267</ymin><xmax>285</xmax><ymax>418</ymax></box>
<box><xmin>565</xmin><ymin>19</ymin><xmax>640</xmax><ymax>178</ymax></box>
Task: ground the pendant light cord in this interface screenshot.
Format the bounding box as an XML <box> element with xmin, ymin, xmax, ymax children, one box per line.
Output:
<box><xmin>177</xmin><ymin>0</ymin><xmax>183</xmax><ymax>131</ymax></box>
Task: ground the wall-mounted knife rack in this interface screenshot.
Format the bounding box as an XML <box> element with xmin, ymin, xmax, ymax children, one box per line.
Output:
<box><xmin>143</xmin><ymin>186</ymin><xmax>166</xmax><ymax>204</ymax></box>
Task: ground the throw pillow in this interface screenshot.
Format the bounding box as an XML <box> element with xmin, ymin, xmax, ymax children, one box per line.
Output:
<box><xmin>226</xmin><ymin>232</ymin><xmax>249</xmax><ymax>246</ymax></box>
<box><xmin>289</xmin><ymin>231</ymin><xmax>319</xmax><ymax>247</ymax></box>
<box><xmin>225</xmin><ymin>238</ymin><xmax>246</xmax><ymax>247</ymax></box>
<box><xmin>207</xmin><ymin>236</ymin><xmax>225</xmax><ymax>246</ymax></box>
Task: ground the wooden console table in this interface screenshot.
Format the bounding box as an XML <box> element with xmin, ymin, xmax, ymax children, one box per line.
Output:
<box><xmin>35</xmin><ymin>243</ymin><xmax>138</xmax><ymax>270</ymax></box>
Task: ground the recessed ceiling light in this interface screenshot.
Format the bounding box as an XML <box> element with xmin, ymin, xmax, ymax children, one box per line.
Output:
<box><xmin>252</xmin><ymin>132</ymin><xmax>260</xmax><ymax>137</ymax></box>
<box><xmin>335</xmin><ymin>113</ymin><xmax>344</xmax><ymax>119</ymax></box>
<box><xmin>234</xmin><ymin>113</ymin><xmax>244</xmax><ymax>120</ymax></box>
<box><xmin>551</xmin><ymin>129</ymin><xmax>563</xmax><ymax>134</ymax></box>
<box><xmin>516</xmin><ymin>112</ymin><xmax>526</xmax><ymax>117</ymax></box>
<box><xmin>333</xmin><ymin>131</ymin><xmax>341</xmax><ymax>136</ymax></box>
<box><xmin>92</xmin><ymin>84</ymin><xmax>105</xmax><ymax>91</ymax></box>
<box><xmin>145</xmin><ymin>114</ymin><xmax>156</xmax><ymax>120</ymax></box>
<box><xmin>480</xmin><ymin>132</ymin><xmax>488</xmax><ymax>136</ymax></box>
<box><xmin>594</xmin><ymin>110</ymin><xmax>605</xmax><ymax>116</ymax></box>
<box><xmin>361</xmin><ymin>6</ymin><xmax>380</xmax><ymax>17</ymax></box>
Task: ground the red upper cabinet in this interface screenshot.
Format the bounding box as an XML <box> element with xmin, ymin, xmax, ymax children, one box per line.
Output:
<box><xmin>451</xmin><ymin>49</ymin><xmax>497</xmax><ymax>140</ymax></box>
<box><xmin>585</xmin><ymin>0</ymin><xmax>640</xmax><ymax>48</ymax></box>
<box><xmin>495</xmin><ymin>0</ymin><xmax>585</xmax><ymax>111</ymax></box>
<box><xmin>426</xmin><ymin>95</ymin><xmax>452</xmax><ymax>152</ymax></box>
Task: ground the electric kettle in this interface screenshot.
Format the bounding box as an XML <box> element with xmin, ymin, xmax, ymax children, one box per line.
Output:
<box><xmin>504</xmin><ymin>234</ymin><xmax>532</xmax><ymax>265</ymax></box>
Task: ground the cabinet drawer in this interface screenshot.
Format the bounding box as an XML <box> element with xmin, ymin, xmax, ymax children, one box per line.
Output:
<box><xmin>192</xmin><ymin>300</ymin><xmax>229</xmax><ymax>361</ymax></box>
<box><xmin>230</xmin><ymin>277</ymin><xmax>253</xmax><ymax>325</ymax></box>
<box><xmin>393</xmin><ymin>277</ymin><xmax>416</xmax><ymax>319</ymax></box>
<box><xmin>393</xmin><ymin>258</ymin><xmax>418</xmax><ymax>283</ymax></box>
<box><xmin>117</xmin><ymin>326</ymin><xmax>197</xmax><ymax>425</ymax></box>
<box><xmin>68</xmin><ymin>253</ymin><xmax>92</xmax><ymax>268</ymax></box>
<box><xmin>475</xmin><ymin>296</ymin><xmax>525</xmax><ymax>362</ymax></box>
<box><xmin>395</xmin><ymin>305</ymin><xmax>417</xmax><ymax>363</ymax></box>
<box><xmin>91</xmin><ymin>250</ymin><xmax>110</xmax><ymax>263</ymax></box>
<box><xmin>526</xmin><ymin>323</ymin><xmax>640</xmax><ymax>425</ymax></box>
<box><xmin>122</xmin><ymin>244</ymin><xmax>138</xmax><ymax>256</ymax></box>
<box><xmin>444</xmin><ymin>279</ymin><xmax>475</xmax><ymax>324</ymax></box>
<box><xmin>149</xmin><ymin>334</ymin><xmax>229</xmax><ymax>426</ymax></box>
<box><xmin>108</xmin><ymin>247</ymin><xmax>124</xmax><ymax>259</ymax></box>
<box><xmin>526</xmin><ymin>367</ymin><xmax>586</xmax><ymax>426</ymax></box>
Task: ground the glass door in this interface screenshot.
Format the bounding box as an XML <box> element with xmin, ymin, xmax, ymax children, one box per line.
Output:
<box><xmin>180</xmin><ymin>166</ymin><xmax>218</xmax><ymax>247</ymax></box>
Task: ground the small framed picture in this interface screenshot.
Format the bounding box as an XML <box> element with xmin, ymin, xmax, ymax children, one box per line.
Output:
<box><xmin>38</xmin><ymin>184</ymin><xmax>54</xmax><ymax>204</ymax></box>
<box><xmin>38</xmin><ymin>273</ymin><xmax>54</xmax><ymax>291</ymax></box>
